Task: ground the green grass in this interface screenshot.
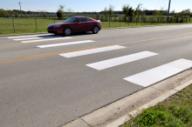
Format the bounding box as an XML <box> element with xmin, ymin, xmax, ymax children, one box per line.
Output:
<box><xmin>0</xmin><ymin>18</ymin><xmax>54</xmax><ymax>35</ymax></box>
<box><xmin>122</xmin><ymin>84</ymin><xmax>192</xmax><ymax>127</ymax></box>
<box><xmin>0</xmin><ymin>18</ymin><xmax>173</xmax><ymax>35</ymax></box>
<box><xmin>102</xmin><ymin>22</ymin><xmax>166</xmax><ymax>28</ymax></box>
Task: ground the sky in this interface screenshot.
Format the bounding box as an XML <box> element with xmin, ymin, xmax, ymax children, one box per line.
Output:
<box><xmin>0</xmin><ymin>0</ymin><xmax>192</xmax><ymax>12</ymax></box>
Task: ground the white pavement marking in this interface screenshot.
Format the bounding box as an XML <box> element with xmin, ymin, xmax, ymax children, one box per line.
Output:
<box><xmin>60</xmin><ymin>45</ymin><xmax>126</xmax><ymax>58</ymax></box>
<box><xmin>87</xmin><ymin>51</ymin><xmax>158</xmax><ymax>71</ymax></box>
<box><xmin>21</xmin><ymin>37</ymin><xmax>72</xmax><ymax>43</ymax></box>
<box><xmin>13</xmin><ymin>37</ymin><xmax>42</xmax><ymax>41</ymax></box>
<box><xmin>37</xmin><ymin>40</ymin><xmax>95</xmax><ymax>48</ymax></box>
<box><xmin>124</xmin><ymin>59</ymin><xmax>192</xmax><ymax>87</ymax></box>
<box><xmin>7</xmin><ymin>34</ymin><xmax>52</xmax><ymax>39</ymax></box>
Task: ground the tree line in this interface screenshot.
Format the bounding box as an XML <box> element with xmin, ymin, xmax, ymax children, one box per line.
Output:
<box><xmin>0</xmin><ymin>9</ymin><xmax>56</xmax><ymax>18</ymax></box>
<box><xmin>100</xmin><ymin>5</ymin><xmax>191</xmax><ymax>23</ymax></box>
<box><xmin>0</xmin><ymin>5</ymin><xmax>191</xmax><ymax>23</ymax></box>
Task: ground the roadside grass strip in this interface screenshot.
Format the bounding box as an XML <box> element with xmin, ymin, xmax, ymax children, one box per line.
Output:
<box><xmin>59</xmin><ymin>45</ymin><xmax>126</xmax><ymax>58</ymax></box>
<box><xmin>86</xmin><ymin>51</ymin><xmax>158</xmax><ymax>71</ymax></box>
<box><xmin>124</xmin><ymin>59</ymin><xmax>192</xmax><ymax>87</ymax></box>
<box><xmin>37</xmin><ymin>40</ymin><xmax>95</xmax><ymax>48</ymax></box>
<box><xmin>21</xmin><ymin>37</ymin><xmax>72</xmax><ymax>43</ymax></box>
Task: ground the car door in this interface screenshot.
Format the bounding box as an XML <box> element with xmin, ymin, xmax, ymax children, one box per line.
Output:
<box><xmin>78</xmin><ymin>17</ymin><xmax>91</xmax><ymax>32</ymax></box>
<box><xmin>69</xmin><ymin>17</ymin><xmax>81</xmax><ymax>33</ymax></box>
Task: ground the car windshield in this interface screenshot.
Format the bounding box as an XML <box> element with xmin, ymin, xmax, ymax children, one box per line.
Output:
<box><xmin>64</xmin><ymin>17</ymin><xmax>78</xmax><ymax>23</ymax></box>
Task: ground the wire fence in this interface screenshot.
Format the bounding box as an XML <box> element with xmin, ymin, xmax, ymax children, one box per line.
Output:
<box><xmin>0</xmin><ymin>15</ymin><xmax>191</xmax><ymax>34</ymax></box>
<box><xmin>0</xmin><ymin>17</ymin><xmax>59</xmax><ymax>34</ymax></box>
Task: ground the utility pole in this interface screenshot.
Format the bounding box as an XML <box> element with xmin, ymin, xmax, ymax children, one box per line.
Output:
<box><xmin>18</xmin><ymin>1</ymin><xmax>22</xmax><ymax>11</ymax></box>
<box><xmin>167</xmin><ymin>0</ymin><xmax>171</xmax><ymax>15</ymax></box>
<box><xmin>167</xmin><ymin>0</ymin><xmax>171</xmax><ymax>22</ymax></box>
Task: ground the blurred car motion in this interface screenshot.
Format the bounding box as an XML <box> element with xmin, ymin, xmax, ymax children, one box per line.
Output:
<box><xmin>48</xmin><ymin>16</ymin><xmax>102</xmax><ymax>35</ymax></box>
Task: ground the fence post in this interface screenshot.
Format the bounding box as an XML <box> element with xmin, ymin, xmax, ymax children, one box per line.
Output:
<box><xmin>108</xmin><ymin>16</ymin><xmax>111</xmax><ymax>28</ymax></box>
<box><xmin>119</xmin><ymin>17</ymin><xmax>122</xmax><ymax>27</ymax></box>
<box><xmin>127</xmin><ymin>17</ymin><xmax>129</xmax><ymax>26</ymax></box>
<box><xmin>35</xmin><ymin>18</ymin><xmax>38</xmax><ymax>32</ymax></box>
<box><xmin>12</xmin><ymin>17</ymin><xmax>16</xmax><ymax>33</ymax></box>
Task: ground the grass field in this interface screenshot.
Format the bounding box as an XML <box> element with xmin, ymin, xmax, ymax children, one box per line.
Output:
<box><xmin>0</xmin><ymin>18</ymin><xmax>54</xmax><ymax>34</ymax></box>
<box><xmin>0</xmin><ymin>18</ymin><xmax>169</xmax><ymax>35</ymax></box>
<box><xmin>122</xmin><ymin>84</ymin><xmax>192</xmax><ymax>127</ymax></box>
<box><xmin>1</xmin><ymin>17</ymin><xmax>191</xmax><ymax>35</ymax></box>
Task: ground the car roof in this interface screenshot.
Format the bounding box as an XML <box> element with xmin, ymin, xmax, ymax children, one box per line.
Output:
<box><xmin>73</xmin><ymin>16</ymin><xmax>85</xmax><ymax>18</ymax></box>
<box><xmin>73</xmin><ymin>16</ymin><xmax>90</xmax><ymax>19</ymax></box>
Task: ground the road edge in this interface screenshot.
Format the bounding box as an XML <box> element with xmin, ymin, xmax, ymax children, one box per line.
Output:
<box><xmin>61</xmin><ymin>69</ymin><xmax>192</xmax><ymax>127</ymax></box>
<box><xmin>0</xmin><ymin>23</ymin><xmax>189</xmax><ymax>37</ymax></box>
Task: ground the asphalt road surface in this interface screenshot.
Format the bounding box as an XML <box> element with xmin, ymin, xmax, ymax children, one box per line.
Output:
<box><xmin>1</xmin><ymin>24</ymin><xmax>192</xmax><ymax>127</ymax></box>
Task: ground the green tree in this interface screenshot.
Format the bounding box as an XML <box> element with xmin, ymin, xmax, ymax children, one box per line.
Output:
<box><xmin>56</xmin><ymin>5</ymin><xmax>64</xmax><ymax>19</ymax></box>
<box><xmin>154</xmin><ymin>10</ymin><xmax>164</xmax><ymax>23</ymax></box>
<box><xmin>135</xmin><ymin>4</ymin><xmax>142</xmax><ymax>17</ymax></box>
<box><xmin>107</xmin><ymin>5</ymin><xmax>114</xmax><ymax>26</ymax></box>
<box><xmin>102</xmin><ymin>5</ymin><xmax>114</xmax><ymax>22</ymax></box>
<box><xmin>122</xmin><ymin>5</ymin><xmax>134</xmax><ymax>22</ymax></box>
<box><xmin>108</xmin><ymin>5</ymin><xmax>113</xmax><ymax>18</ymax></box>
<box><xmin>135</xmin><ymin>4</ymin><xmax>143</xmax><ymax>22</ymax></box>
<box><xmin>0</xmin><ymin>9</ymin><xmax>7</xmax><ymax>17</ymax></box>
<box><xmin>180</xmin><ymin>9</ymin><xmax>191</xmax><ymax>22</ymax></box>
<box><xmin>102</xmin><ymin>7</ymin><xmax>108</xmax><ymax>21</ymax></box>
<box><xmin>122</xmin><ymin>5</ymin><xmax>129</xmax><ymax>21</ymax></box>
<box><xmin>180</xmin><ymin>9</ymin><xmax>191</xmax><ymax>16</ymax></box>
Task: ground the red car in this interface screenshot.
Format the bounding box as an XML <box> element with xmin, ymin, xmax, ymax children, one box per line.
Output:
<box><xmin>48</xmin><ymin>16</ymin><xmax>102</xmax><ymax>35</ymax></box>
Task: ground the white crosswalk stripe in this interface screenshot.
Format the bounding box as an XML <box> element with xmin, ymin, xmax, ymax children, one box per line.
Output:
<box><xmin>13</xmin><ymin>37</ymin><xmax>42</xmax><ymax>41</ymax></box>
<box><xmin>124</xmin><ymin>59</ymin><xmax>192</xmax><ymax>87</ymax></box>
<box><xmin>59</xmin><ymin>45</ymin><xmax>126</xmax><ymax>58</ymax></box>
<box><xmin>8</xmin><ymin>34</ymin><xmax>52</xmax><ymax>39</ymax></box>
<box><xmin>21</xmin><ymin>37</ymin><xmax>72</xmax><ymax>43</ymax></box>
<box><xmin>37</xmin><ymin>40</ymin><xmax>95</xmax><ymax>48</ymax></box>
<box><xmin>7</xmin><ymin>34</ymin><xmax>72</xmax><ymax>44</ymax></box>
<box><xmin>87</xmin><ymin>51</ymin><xmax>158</xmax><ymax>71</ymax></box>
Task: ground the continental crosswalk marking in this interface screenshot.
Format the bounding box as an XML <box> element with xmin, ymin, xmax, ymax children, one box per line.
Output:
<box><xmin>37</xmin><ymin>40</ymin><xmax>95</xmax><ymax>48</ymax></box>
<box><xmin>13</xmin><ymin>37</ymin><xmax>42</xmax><ymax>41</ymax></box>
<box><xmin>8</xmin><ymin>34</ymin><xmax>72</xmax><ymax>44</ymax></box>
<box><xmin>87</xmin><ymin>51</ymin><xmax>158</xmax><ymax>71</ymax></box>
<box><xmin>21</xmin><ymin>37</ymin><xmax>72</xmax><ymax>43</ymax></box>
<box><xmin>60</xmin><ymin>45</ymin><xmax>126</xmax><ymax>58</ymax></box>
<box><xmin>8</xmin><ymin>34</ymin><xmax>52</xmax><ymax>39</ymax></box>
<box><xmin>124</xmin><ymin>59</ymin><xmax>192</xmax><ymax>87</ymax></box>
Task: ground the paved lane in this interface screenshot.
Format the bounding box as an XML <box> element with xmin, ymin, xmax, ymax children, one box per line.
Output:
<box><xmin>0</xmin><ymin>24</ymin><xmax>192</xmax><ymax>127</ymax></box>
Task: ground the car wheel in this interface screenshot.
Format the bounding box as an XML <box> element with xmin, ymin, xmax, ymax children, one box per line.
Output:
<box><xmin>92</xmin><ymin>26</ymin><xmax>100</xmax><ymax>34</ymax></box>
<box><xmin>64</xmin><ymin>28</ymin><xmax>72</xmax><ymax>36</ymax></box>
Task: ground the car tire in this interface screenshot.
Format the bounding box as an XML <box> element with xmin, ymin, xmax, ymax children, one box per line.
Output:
<box><xmin>92</xmin><ymin>26</ymin><xmax>100</xmax><ymax>34</ymax></box>
<box><xmin>64</xmin><ymin>28</ymin><xmax>72</xmax><ymax>36</ymax></box>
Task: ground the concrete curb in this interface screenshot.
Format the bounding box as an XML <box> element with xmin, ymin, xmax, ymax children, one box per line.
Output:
<box><xmin>62</xmin><ymin>69</ymin><xmax>192</xmax><ymax>127</ymax></box>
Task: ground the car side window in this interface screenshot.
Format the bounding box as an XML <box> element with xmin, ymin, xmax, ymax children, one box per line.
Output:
<box><xmin>73</xmin><ymin>18</ymin><xmax>79</xmax><ymax>23</ymax></box>
<box><xmin>64</xmin><ymin>17</ymin><xmax>79</xmax><ymax>23</ymax></box>
<box><xmin>79</xmin><ymin>17</ymin><xmax>88</xmax><ymax>23</ymax></box>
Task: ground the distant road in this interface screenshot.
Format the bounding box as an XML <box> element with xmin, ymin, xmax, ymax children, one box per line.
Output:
<box><xmin>1</xmin><ymin>24</ymin><xmax>192</xmax><ymax>127</ymax></box>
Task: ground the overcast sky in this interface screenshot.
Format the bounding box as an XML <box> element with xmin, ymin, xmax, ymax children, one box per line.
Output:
<box><xmin>0</xmin><ymin>0</ymin><xmax>191</xmax><ymax>12</ymax></box>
